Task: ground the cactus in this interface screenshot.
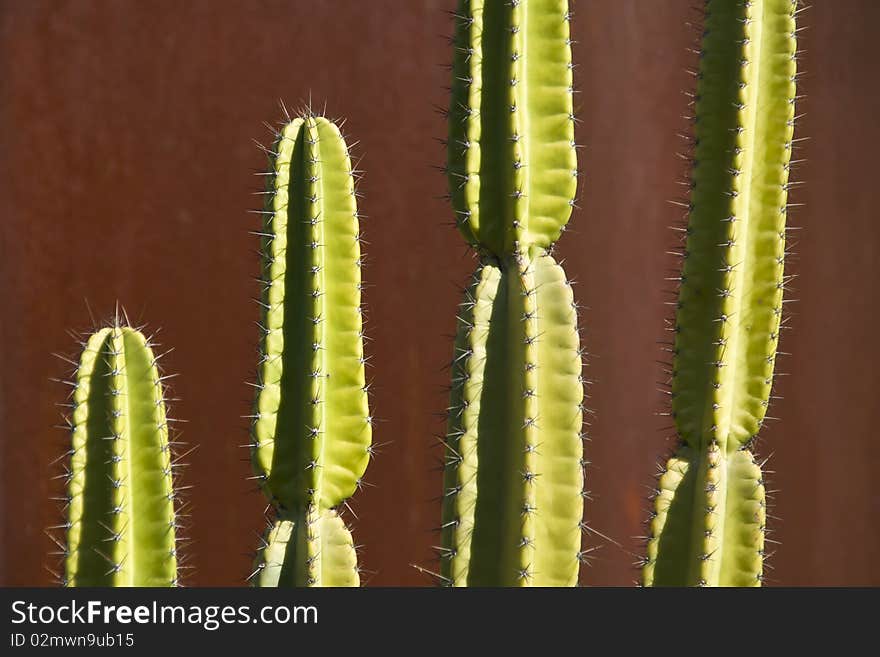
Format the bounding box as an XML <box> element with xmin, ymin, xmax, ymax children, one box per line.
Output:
<box><xmin>439</xmin><ymin>0</ymin><xmax>585</xmax><ymax>586</ymax></box>
<box><xmin>643</xmin><ymin>0</ymin><xmax>799</xmax><ymax>586</ymax></box>
<box><xmin>248</xmin><ymin>111</ymin><xmax>371</xmax><ymax>587</ymax></box>
<box><xmin>61</xmin><ymin>322</ymin><xmax>180</xmax><ymax>586</ymax></box>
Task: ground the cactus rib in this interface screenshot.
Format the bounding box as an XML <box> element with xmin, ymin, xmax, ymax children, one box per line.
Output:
<box><xmin>644</xmin><ymin>0</ymin><xmax>798</xmax><ymax>587</ymax></box>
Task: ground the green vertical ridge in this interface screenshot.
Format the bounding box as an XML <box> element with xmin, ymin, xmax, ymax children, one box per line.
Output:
<box><xmin>118</xmin><ymin>329</ymin><xmax>178</xmax><ymax>585</ymax></box>
<box><xmin>531</xmin><ymin>254</ymin><xmax>583</xmax><ymax>586</ymax></box>
<box><xmin>254</xmin><ymin>117</ymin><xmax>321</xmax><ymax>510</ymax></box>
<box><xmin>66</xmin><ymin>329</ymin><xmax>116</xmax><ymax>586</ymax></box>
<box><xmin>467</xmin><ymin>255</ymin><xmax>530</xmax><ymax>585</ymax></box>
<box><xmin>440</xmin><ymin>266</ymin><xmax>497</xmax><ymax>586</ymax></box>
<box><xmin>718</xmin><ymin>450</ymin><xmax>766</xmax><ymax>586</ymax></box>
<box><xmin>643</xmin><ymin>448</ymin><xmax>698</xmax><ymax>586</ymax></box>
<box><xmin>313</xmin><ymin>118</ymin><xmax>371</xmax><ymax>510</ymax></box>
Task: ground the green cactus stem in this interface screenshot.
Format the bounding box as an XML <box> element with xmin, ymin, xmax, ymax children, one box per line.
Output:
<box><xmin>64</xmin><ymin>323</ymin><xmax>179</xmax><ymax>587</ymax></box>
<box><xmin>251</xmin><ymin>509</ymin><xmax>359</xmax><ymax>588</ymax></box>
<box><xmin>249</xmin><ymin>112</ymin><xmax>370</xmax><ymax>587</ymax></box>
<box><xmin>441</xmin><ymin>252</ymin><xmax>584</xmax><ymax>586</ymax></box>
<box><xmin>440</xmin><ymin>0</ymin><xmax>585</xmax><ymax>587</ymax></box>
<box><xmin>447</xmin><ymin>0</ymin><xmax>578</xmax><ymax>259</ymax></box>
<box><xmin>643</xmin><ymin>0</ymin><xmax>799</xmax><ymax>587</ymax></box>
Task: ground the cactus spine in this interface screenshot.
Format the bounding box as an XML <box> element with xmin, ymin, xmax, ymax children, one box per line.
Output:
<box><xmin>63</xmin><ymin>322</ymin><xmax>179</xmax><ymax>586</ymax></box>
<box><xmin>249</xmin><ymin>112</ymin><xmax>370</xmax><ymax>587</ymax></box>
<box><xmin>643</xmin><ymin>0</ymin><xmax>799</xmax><ymax>586</ymax></box>
<box><xmin>441</xmin><ymin>0</ymin><xmax>585</xmax><ymax>586</ymax></box>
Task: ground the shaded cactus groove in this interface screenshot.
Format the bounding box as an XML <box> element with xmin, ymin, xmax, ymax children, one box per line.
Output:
<box><xmin>644</xmin><ymin>0</ymin><xmax>800</xmax><ymax>587</ymax></box>
<box><xmin>249</xmin><ymin>111</ymin><xmax>371</xmax><ymax>587</ymax></box>
<box><xmin>439</xmin><ymin>0</ymin><xmax>587</xmax><ymax>587</ymax></box>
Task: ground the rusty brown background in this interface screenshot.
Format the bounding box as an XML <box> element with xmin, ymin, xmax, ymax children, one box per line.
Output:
<box><xmin>1</xmin><ymin>0</ymin><xmax>877</xmax><ymax>587</ymax></box>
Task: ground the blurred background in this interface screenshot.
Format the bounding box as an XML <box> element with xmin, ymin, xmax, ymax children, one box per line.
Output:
<box><xmin>1</xmin><ymin>0</ymin><xmax>877</xmax><ymax>586</ymax></box>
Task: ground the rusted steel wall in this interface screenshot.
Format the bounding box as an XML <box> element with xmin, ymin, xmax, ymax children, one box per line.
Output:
<box><xmin>1</xmin><ymin>0</ymin><xmax>877</xmax><ymax>586</ymax></box>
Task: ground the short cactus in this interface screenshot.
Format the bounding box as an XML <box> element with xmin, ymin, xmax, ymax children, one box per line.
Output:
<box><xmin>61</xmin><ymin>322</ymin><xmax>180</xmax><ymax>586</ymax></box>
<box><xmin>249</xmin><ymin>111</ymin><xmax>371</xmax><ymax>587</ymax></box>
<box><xmin>440</xmin><ymin>0</ymin><xmax>585</xmax><ymax>587</ymax></box>
<box><xmin>643</xmin><ymin>0</ymin><xmax>800</xmax><ymax>586</ymax></box>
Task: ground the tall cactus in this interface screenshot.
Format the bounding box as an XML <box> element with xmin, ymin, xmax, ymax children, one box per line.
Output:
<box><xmin>61</xmin><ymin>322</ymin><xmax>180</xmax><ymax>586</ymax></box>
<box><xmin>643</xmin><ymin>0</ymin><xmax>799</xmax><ymax>586</ymax></box>
<box><xmin>440</xmin><ymin>0</ymin><xmax>585</xmax><ymax>587</ymax></box>
<box><xmin>249</xmin><ymin>111</ymin><xmax>370</xmax><ymax>587</ymax></box>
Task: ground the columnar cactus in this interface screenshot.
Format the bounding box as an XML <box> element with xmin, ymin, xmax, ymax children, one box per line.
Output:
<box><xmin>440</xmin><ymin>0</ymin><xmax>585</xmax><ymax>587</ymax></box>
<box><xmin>643</xmin><ymin>0</ymin><xmax>799</xmax><ymax>586</ymax></box>
<box><xmin>249</xmin><ymin>112</ymin><xmax>370</xmax><ymax>587</ymax></box>
<box><xmin>62</xmin><ymin>322</ymin><xmax>180</xmax><ymax>586</ymax></box>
